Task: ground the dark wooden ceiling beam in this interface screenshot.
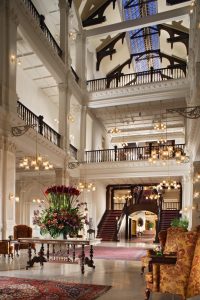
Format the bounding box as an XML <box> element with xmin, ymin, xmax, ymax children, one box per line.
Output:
<box><xmin>158</xmin><ymin>24</ymin><xmax>189</xmax><ymax>54</ymax></box>
<box><xmin>96</xmin><ymin>32</ymin><xmax>126</xmax><ymax>71</ymax></box>
<box><xmin>124</xmin><ymin>0</ymin><xmax>157</xmax><ymax>9</ymax></box>
<box><xmin>82</xmin><ymin>0</ymin><xmax>117</xmax><ymax>27</ymax></box>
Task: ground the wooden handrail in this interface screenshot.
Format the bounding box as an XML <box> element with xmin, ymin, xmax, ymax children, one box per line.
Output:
<box><xmin>85</xmin><ymin>144</ymin><xmax>185</xmax><ymax>163</ymax></box>
<box><xmin>17</xmin><ymin>101</ymin><xmax>61</xmax><ymax>147</ymax></box>
<box><xmin>87</xmin><ymin>64</ymin><xmax>187</xmax><ymax>91</ymax></box>
<box><xmin>21</xmin><ymin>0</ymin><xmax>62</xmax><ymax>57</ymax></box>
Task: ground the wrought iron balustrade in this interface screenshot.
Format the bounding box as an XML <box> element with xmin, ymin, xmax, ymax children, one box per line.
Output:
<box><xmin>71</xmin><ymin>66</ymin><xmax>79</xmax><ymax>83</ymax></box>
<box><xmin>87</xmin><ymin>64</ymin><xmax>187</xmax><ymax>92</ymax></box>
<box><xmin>17</xmin><ymin>101</ymin><xmax>61</xmax><ymax>147</ymax></box>
<box><xmin>85</xmin><ymin>144</ymin><xmax>185</xmax><ymax>164</ymax></box>
<box><xmin>21</xmin><ymin>0</ymin><xmax>62</xmax><ymax>57</ymax></box>
<box><xmin>69</xmin><ymin>144</ymin><xmax>78</xmax><ymax>160</ymax></box>
<box><xmin>162</xmin><ymin>201</ymin><xmax>181</xmax><ymax>210</ymax></box>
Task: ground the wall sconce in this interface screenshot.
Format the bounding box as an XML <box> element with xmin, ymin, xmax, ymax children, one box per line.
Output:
<box><xmin>10</xmin><ymin>55</ymin><xmax>16</xmax><ymax>63</ymax></box>
<box><xmin>9</xmin><ymin>193</ymin><xmax>14</xmax><ymax>200</ymax></box>
<box><xmin>15</xmin><ymin>197</ymin><xmax>20</xmax><ymax>203</ymax></box>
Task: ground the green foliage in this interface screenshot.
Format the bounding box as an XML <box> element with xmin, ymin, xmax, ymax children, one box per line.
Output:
<box><xmin>170</xmin><ymin>216</ymin><xmax>189</xmax><ymax>230</ymax></box>
<box><xmin>148</xmin><ymin>222</ymin><xmax>154</xmax><ymax>229</ymax></box>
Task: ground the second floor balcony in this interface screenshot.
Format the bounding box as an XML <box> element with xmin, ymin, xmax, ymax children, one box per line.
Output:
<box><xmin>87</xmin><ymin>64</ymin><xmax>187</xmax><ymax>92</ymax></box>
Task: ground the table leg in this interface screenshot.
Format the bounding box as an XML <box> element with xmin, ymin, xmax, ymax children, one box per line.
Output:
<box><xmin>47</xmin><ymin>243</ymin><xmax>50</xmax><ymax>261</ymax></box>
<box><xmin>26</xmin><ymin>243</ymin><xmax>32</xmax><ymax>269</ymax></box>
<box><xmin>72</xmin><ymin>244</ymin><xmax>76</xmax><ymax>262</ymax></box>
<box><xmin>81</xmin><ymin>245</ymin><xmax>85</xmax><ymax>274</ymax></box>
<box><xmin>84</xmin><ymin>245</ymin><xmax>95</xmax><ymax>269</ymax></box>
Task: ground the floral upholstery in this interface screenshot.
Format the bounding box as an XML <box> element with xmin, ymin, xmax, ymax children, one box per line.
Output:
<box><xmin>141</xmin><ymin>230</ymin><xmax>167</xmax><ymax>274</ymax></box>
<box><xmin>13</xmin><ymin>225</ymin><xmax>35</xmax><ymax>251</ymax></box>
<box><xmin>160</xmin><ymin>231</ymin><xmax>197</xmax><ymax>298</ymax></box>
<box><xmin>187</xmin><ymin>233</ymin><xmax>200</xmax><ymax>298</ymax></box>
<box><xmin>145</xmin><ymin>230</ymin><xmax>200</xmax><ymax>300</ymax></box>
<box><xmin>163</xmin><ymin>226</ymin><xmax>186</xmax><ymax>254</ymax></box>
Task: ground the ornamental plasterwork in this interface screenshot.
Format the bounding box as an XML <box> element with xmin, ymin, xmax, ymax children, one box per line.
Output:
<box><xmin>88</xmin><ymin>79</ymin><xmax>189</xmax><ymax>101</ymax></box>
<box><xmin>0</xmin><ymin>137</ymin><xmax>16</xmax><ymax>153</ymax></box>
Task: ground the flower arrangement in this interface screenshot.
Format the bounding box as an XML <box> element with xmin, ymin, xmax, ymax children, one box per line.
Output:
<box><xmin>33</xmin><ymin>185</ymin><xmax>88</xmax><ymax>238</ymax></box>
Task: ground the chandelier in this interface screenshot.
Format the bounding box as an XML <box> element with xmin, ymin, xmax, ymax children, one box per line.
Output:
<box><xmin>78</xmin><ymin>181</ymin><xmax>96</xmax><ymax>192</ymax></box>
<box><xmin>19</xmin><ymin>155</ymin><xmax>53</xmax><ymax>171</ymax></box>
<box><xmin>157</xmin><ymin>179</ymin><xmax>181</xmax><ymax>190</ymax></box>
<box><xmin>113</xmin><ymin>192</ymin><xmax>132</xmax><ymax>201</ymax></box>
<box><xmin>108</xmin><ymin>127</ymin><xmax>121</xmax><ymax>134</ymax></box>
<box><xmin>108</xmin><ymin>108</ymin><xmax>121</xmax><ymax>134</ymax></box>
<box><xmin>19</xmin><ymin>133</ymin><xmax>53</xmax><ymax>171</ymax></box>
<box><xmin>148</xmin><ymin>145</ymin><xmax>189</xmax><ymax>164</ymax></box>
<box><xmin>154</xmin><ymin>121</ymin><xmax>166</xmax><ymax>131</ymax></box>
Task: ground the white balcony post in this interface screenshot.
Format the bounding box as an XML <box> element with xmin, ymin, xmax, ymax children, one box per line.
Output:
<box><xmin>0</xmin><ymin>0</ymin><xmax>18</xmax><ymax>112</ymax></box>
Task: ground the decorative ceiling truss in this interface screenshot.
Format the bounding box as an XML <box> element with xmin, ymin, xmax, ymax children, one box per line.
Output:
<box><xmin>130</xmin><ymin>26</ymin><xmax>159</xmax><ymax>40</ymax></box>
<box><xmin>158</xmin><ymin>24</ymin><xmax>189</xmax><ymax>55</ymax></box>
<box><xmin>124</xmin><ymin>0</ymin><xmax>157</xmax><ymax>9</ymax></box>
<box><xmin>82</xmin><ymin>0</ymin><xmax>117</xmax><ymax>27</ymax></box>
<box><xmin>166</xmin><ymin>0</ymin><xmax>190</xmax><ymax>5</ymax></box>
<box><xmin>96</xmin><ymin>32</ymin><xmax>126</xmax><ymax>71</ymax></box>
<box><xmin>123</xmin><ymin>0</ymin><xmax>160</xmax><ymax>72</ymax></box>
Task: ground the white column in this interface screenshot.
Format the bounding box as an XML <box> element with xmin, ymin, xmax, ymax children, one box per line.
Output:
<box><xmin>181</xmin><ymin>174</ymin><xmax>193</xmax><ymax>229</ymax></box>
<box><xmin>0</xmin><ymin>0</ymin><xmax>18</xmax><ymax>111</ymax></box>
<box><xmin>0</xmin><ymin>136</ymin><xmax>16</xmax><ymax>239</ymax></box>
<box><xmin>59</xmin><ymin>0</ymin><xmax>70</xmax><ymax>65</ymax></box>
<box><xmin>79</xmin><ymin>105</ymin><xmax>87</xmax><ymax>161</ymax></box>
<box><xmin>75</xmin><ymin>33</ymin><xmax>87</xmax><ymax>90</ymax></box>
<box><xmin>55</xmin><ymin>168</ymin><xmax>70</xmax><ymax>186</ymax></box>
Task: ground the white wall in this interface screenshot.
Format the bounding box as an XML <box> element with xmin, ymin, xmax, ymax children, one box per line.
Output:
<box><xmin>16</xmin><ymin>67</ymin><xmax>58</xmax><ymax>131</ymax></box>
<box><xmin>92</xmin><ymin>118</ymin><xmax>107</xmax><ymax>150</ymax></box>
<box><xmin>91</xmin><ymin>182</ymin><xmax>106</xmax><ymax>231</ymax></box>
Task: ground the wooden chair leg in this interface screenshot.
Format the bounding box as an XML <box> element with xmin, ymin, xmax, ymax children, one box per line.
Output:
<box><xmin>145</xmin><ymin>288</ymin><xmax>150</xmax><ymax>300</ymax></box>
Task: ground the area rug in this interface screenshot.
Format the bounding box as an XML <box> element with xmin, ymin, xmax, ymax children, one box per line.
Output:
<box><xmin>51</xmin><ymin>246</ymin><xmax>147</xmax><ymax>262</ymax></box>
<box><xmin>0</xmin><ymin>276</ymin><xmax>111</xmax><ymax>300</ymax></box>
<box><xmin>86</xmin><ymin>246</ymin><xmax>146</xmax><ymax>261</ymax></box>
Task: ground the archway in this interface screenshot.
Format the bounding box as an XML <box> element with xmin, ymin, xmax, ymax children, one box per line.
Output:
<box><xmin>129</xmin><ymin>210</ymin><xmax>158</xmax><ymax>243</ymax></box>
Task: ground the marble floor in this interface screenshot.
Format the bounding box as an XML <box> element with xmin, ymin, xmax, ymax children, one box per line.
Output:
<box><xmin>0</xmin><ymin>241</ymin><xmax>198</xmax><ymax>300</ymax></box>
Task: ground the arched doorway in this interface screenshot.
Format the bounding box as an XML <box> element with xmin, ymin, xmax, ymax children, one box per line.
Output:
<box><xmin>129</xmin><ymin>210</ymin><xmax>157</xmax><ymax>243</ymax></box>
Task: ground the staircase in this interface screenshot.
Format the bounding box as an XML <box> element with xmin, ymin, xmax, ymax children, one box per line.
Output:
<box><xmin>160</xmin><ymin>210</ymin><xmax>180</xmax><ymax>231</ymax></box>
<box><xmin>97</xmin><ymin>210</ymin><xmax>122</xmax><ymax>241</ymax></box>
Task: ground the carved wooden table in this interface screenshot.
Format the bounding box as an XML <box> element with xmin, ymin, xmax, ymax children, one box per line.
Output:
<box><xmin>18</xmin><ymin>238</ymin><xmax>101</xmax><ymax>274</ymax></box>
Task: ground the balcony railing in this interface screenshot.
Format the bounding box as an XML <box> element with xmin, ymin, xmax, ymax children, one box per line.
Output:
<box><xmin>87</xmin><ymin>64</ymin><xmax>187</xmax><ymax>92</ymax></box>
<box><xmin>17</xmin><ymin>101</ymin><xmax>61</xmax><ymax>147</ymax></box>
<box><xmin>162</xmin><ymin>201</ymin><xmax>181</xmax><ymax>210</ymax></box>
<box><xmin>21</xmin><ymin>0</ymin><xmax>62</xmax><ymax>57</ymax></box>
<box><xmin>85</xmin><ymin>144</ymin><xmax>185</xmax><ymax>163</ymax></box>
<box><xmin>69</xmin><ymin>144</ymin><xmax>78</xmax><ymax>160</ymax></box>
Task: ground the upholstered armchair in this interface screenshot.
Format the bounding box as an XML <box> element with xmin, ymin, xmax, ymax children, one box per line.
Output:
<box><xmin>0</xmin><ymin>240</ymin><xmax>13</xmax><ymax>258</ymax></box>
<box><xmin>141</xmin><ymin>227</ymin><xmax>184</xmax><ymax>274</ymax></box>
<box><xmin>145</xmin><ymin>231</ymin><xmax>200</xmax><ymax>300</ymax></box>
<box><xmin>141</xmin><ymin>230</ymin><xmax>167</xmax><ymax>274</ymax></box>
<box><xmin>13</xmin><ymin>225</ymin><xmax>36</xmax><ymax>253</ymax></box>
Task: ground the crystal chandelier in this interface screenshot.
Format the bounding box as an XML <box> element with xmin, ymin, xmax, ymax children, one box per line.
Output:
<box><xmin>157</xmin><ymin>179</ymin><xmax>181</xmax><ymax>190</ymax></box>
<box><xmin>78</xmin><ymin>181</ymin><xmax>96</xmax><ymax>192</ymax></box>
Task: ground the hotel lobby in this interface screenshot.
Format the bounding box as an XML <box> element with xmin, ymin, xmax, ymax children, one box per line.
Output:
<box><xmin>0</xmin><ymin>0</ymin><xmax>200</xmax><ymax>299</ymax></box>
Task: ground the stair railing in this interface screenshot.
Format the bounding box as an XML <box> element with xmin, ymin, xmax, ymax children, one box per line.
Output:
<box><xmin>97</xmin><ymin>210</ymin><xmax>107</xmax><ymax>235</ymax></box>
<box><xmin>115</xmin><ymin>203</ymin><xmax>128</xmax><ymax>241</ymax></box>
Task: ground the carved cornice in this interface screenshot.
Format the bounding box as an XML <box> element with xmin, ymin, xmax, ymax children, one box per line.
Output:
<box><xmin>87</xmin><ymin>78</ymin><xmax>189</xmax><ymax>107</ymax></box>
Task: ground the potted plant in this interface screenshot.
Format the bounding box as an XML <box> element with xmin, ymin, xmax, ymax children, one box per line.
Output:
<box><xmin>170</xmin><ymin>216</ymin><xmax>189</xmax><ymax>230</ymax></box>
<box><xmin>148</xmin><ymin>222</ymin><xmax>154</xmax><ymax>230</ymax></box>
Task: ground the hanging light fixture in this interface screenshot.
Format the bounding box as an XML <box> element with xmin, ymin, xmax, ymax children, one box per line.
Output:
<box><xmin>121</xmin><ymin>121</ymin><xmax>128</xmax><ymax>147</ymax></box>
<box><xmin>157</xmin><ymin>179</ymin><xmax>181</xmax><ymax>190</ymax></box>
<box><xmin>77</xmin><ymin>181</ymin><xmax>96</xmax><ymax>192</ymax></box>
<box><xmin>19</xmin><ymin>133</ymin><xmax>53</xmax><ymax>171</ymax></box>
<box><xmin>108</xmin><ymin>108</ymin><xmax>121</xmax><ymax>134</ymax></box>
